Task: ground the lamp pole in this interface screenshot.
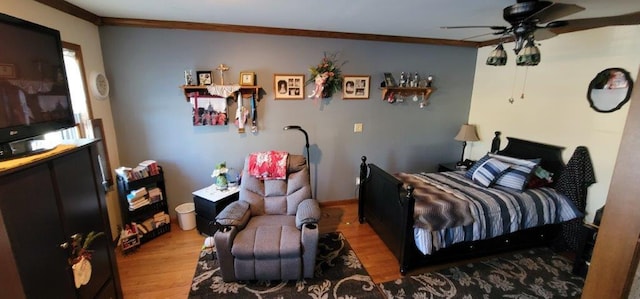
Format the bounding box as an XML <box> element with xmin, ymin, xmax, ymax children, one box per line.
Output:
<box><xmin>283</xmin><ymin>125</ymin><xmax>312</xmax><ymax>197</ymax></box>
<box><xmin>283</xmin><ymin>125</ymin><xmax>310</xmax><ymax>176</ymax></box>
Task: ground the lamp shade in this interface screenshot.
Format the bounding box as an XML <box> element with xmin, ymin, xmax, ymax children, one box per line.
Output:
<box><xmin>454</xmin><ymin>124</ymin><xmax>480</xmax><ymax>142</ymax></box>
<box><xmin>486</xmin><ymin>43</ymin><xmax>507</xmax><ymax>66</ymax></box>
<box><xmin>516</xmin><ymin>38</ymin><xmax>541</xmax><ymax>66</ymax></box>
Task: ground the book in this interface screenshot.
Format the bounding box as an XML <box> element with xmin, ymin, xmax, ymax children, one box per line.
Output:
<box><xmin>148</xmin><ymin>187</ymin><xmax>163</xmax><ymax>203</ymax></box>
<box><xmin>139</xmin><ymin>160</ymin><xmax>159</xmax><ymax>175</ymax></box>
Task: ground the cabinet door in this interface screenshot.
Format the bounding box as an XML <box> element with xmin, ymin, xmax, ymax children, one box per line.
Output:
<box><xmin>53</xmin><ymin>150</ymin><xmax>112</xmax><ymax>299</ymax></box>
<box><xmin>0</xmin><ymin>164</ymin><xmax>76</xmax><ymax>298</ymax></box>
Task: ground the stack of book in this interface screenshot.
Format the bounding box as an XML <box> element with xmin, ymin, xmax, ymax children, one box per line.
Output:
<box><xmin>115</xmin><ymin>160</ymin><xmax>160</xmax><ymax>181</ymax></box>
<box><xmin>139</xmin><ymin>160</ymin><xmax>159</xmax><ymax>176</ymax></box>
<box><xmin>148</xmin><ymin>187</ymin><xmax>163</xmax><ymax>203</ymax></box>
<box><xmin>137</xmin><ymin>212</ymin><xmax>170</xmax><ymax>234</ymax></box>
<box><xmin>126</xmin><ymin>187</ymin><xmax>150</xmax><ymax>211</ymax></box>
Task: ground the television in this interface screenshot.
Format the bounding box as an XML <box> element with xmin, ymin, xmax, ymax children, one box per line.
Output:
<box><xmin>0</xmin><ymin>12</ymin><xmax>75</xmax><ymax>160</ymax></box>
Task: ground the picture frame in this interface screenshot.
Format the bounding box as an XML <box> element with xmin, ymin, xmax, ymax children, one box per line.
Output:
<box><xmin>196</xmin><ymin>71</ymin><xmax>213</xmax><ymax>86</ymax></box>
<box><xmin>239</xmin><ymin>72</ymin><xmax>255</xmax><ymax>86</ymax></box>
<box><xmin>0</xmin><ymin>63</ymin><xmax>16</xmax><ymax>79</ymax></box>
<box><xmin>274</xmin><ymin>74</ymin><xmax>305</xmax><ymax>100</ymax></box>
<box><xmin>383</xmin><ymin>72</ymin><xmax>396</xmax><ymax>87</ymax></box>
<box><xmin>343</xmin><ymin>75</ymin><xmax>371</xmax><ymax>99</ymax></box>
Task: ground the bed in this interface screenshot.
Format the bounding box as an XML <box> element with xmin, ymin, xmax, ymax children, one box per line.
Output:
<box><xmin>357</xmin><ymin>137</ymin><xmax>582</xmax><ymax>275</ymax></box>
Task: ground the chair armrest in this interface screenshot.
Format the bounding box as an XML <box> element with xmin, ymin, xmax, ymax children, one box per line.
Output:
<box><xmin>301</xmin><ymin>221</ymin><xmax>319</xmax><ymax>278</ymax></box>
<box><xmin>296</xmin><ymin>198</ymin><xmax>321</xmax><ymax>229</ymax></box>
<box><xmin>213</xmin><ymin>226</ymin><xmax>238</xmax><ymax>281</ymax></box>
<box><xmin>216</xmin><ymin>200</ymin><xmax>250</xmax><ymax>229</ymax></box>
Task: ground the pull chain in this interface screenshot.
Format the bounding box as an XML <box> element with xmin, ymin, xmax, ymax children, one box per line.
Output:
<box><xmin>520</xmin><ymin>66</ymin><xmax>529</xmax><ymax>99</ymax></box>
<box><xmin>509</xmin><ymin>66</ymin><xmax>519</xmax><ymax>104</ymax></box>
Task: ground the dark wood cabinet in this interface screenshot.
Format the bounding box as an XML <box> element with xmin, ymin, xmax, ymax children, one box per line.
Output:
<box><xmin>0</xmin><ymin>140</ymin><xmax>122</xmax><ymax>299</ymax></box>
<box><xmin>192</xmin><ymin>186</ymin><xmax>239</xmax><ymax>236</ymax></box>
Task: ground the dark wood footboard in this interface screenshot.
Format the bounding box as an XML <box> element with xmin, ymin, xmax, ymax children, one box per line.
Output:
<box><xmin>358</xmin><ymin>155</ymin><xmax>564</xmax><ymax>275</ymax></box>
<box><xmin>358</xmin><ymin>156</ymin><xmax>415</xmax><ymax>274</ymax></box>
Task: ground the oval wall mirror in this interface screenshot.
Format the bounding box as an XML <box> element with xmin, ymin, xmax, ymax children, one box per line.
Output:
<box><xmin>587</xmin><ymin>68</ymin><xmax>634</xmax><ymax>113</ymax></box>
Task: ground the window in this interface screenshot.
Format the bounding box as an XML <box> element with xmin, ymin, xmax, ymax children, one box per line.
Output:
<box><xmin>47</xmin><ymin>42</ymin><xmax>113</xmax><ymax>190</ymax></box>
<box><xmin>44</xmin><ymin>42</ymin><xmax>92</xmax><ymax>142</ymax></box>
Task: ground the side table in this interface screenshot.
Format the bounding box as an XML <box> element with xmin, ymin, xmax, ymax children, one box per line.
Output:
<box><xmin>573</xmin><ymin>223</ymin><xmax>599</xmax><ymax>277</ymax></box>
<box><xmin>438</xmin><ymin>162</ymin><xmax>467</xmax><ymax>172</ymax></box>
<box><xmin>192</xmin><ymin>185</ymin><xmax>240</xmax><ymax>236</ymax></box>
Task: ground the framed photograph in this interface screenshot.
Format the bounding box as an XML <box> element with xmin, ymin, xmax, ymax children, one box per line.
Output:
<box><xmin>196</xmin><ymin>71</ymin><xmax>212</xmax><ymax>86</ymax></box>
<box><xmin>239</xmin><ymin>72</ymin><xmax>255</xmax><ymax>86</ymax></box>
<box><xmin>274</xmin><ymin>74</ymin><xmax>305</xmax><ymax>100</ymax></box>
<box><xmin>343</xmin><ymin>75</ymin><xmax>371</xmax><ymax>99</ymax></box>
<box><xmin>0</xmin><ymin>63</ymin><xmax>16</xmax><ymax>79</ymax></box>
<box><xmin>383</xmin><ymin>72</ymin><xmax>396</xmax><ymax>87</ymax></box>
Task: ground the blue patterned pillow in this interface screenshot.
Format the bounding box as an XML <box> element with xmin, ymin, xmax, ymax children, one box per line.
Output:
<box><xmin>470</xmin><ymin>158</ymin><xmax>510</xmax><ymax>187</ymax></box>
<box><xmin>489</xmin><ymin>154</ymin><xmax>540</xmax><ymax>191</ymax></box>
<box><xmin>465</xmin><ymin>154</ymin><xmax>491</xmax><ymax>179</ymax></box>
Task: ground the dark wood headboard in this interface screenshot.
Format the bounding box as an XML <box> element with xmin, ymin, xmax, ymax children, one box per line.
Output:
<box><xmin>497</xmin><ymin>137</ymin><xmax>566</xmax><ymax>183</ymax></box>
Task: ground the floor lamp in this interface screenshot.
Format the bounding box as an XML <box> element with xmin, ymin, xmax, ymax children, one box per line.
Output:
<box><xmin>283</xmin><ymin>125</ymin><xmax>310</xmax><ymax>173</ymax></box>
<box><xmin>454</xmin><ymin>124</ymin><xmax>480</xmax><ymax>166</ymax></box>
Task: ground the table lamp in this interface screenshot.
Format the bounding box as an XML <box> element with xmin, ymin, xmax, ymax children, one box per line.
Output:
<box><xmin>454</xmin><ymin>124</ymin><xmax>480</xmax><ymax>166</ymax></box>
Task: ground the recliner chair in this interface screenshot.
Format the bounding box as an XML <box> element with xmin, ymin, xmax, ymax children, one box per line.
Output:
<box><xmin>213</xmin><ymin>152</ymin><xmax>321</xmax><ymax>282</ymax></box>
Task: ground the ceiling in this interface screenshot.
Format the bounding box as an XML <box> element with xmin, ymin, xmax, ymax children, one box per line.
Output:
<box><xmin>61</xmin><ymin>0</ymin><xmax>640</xmax><ymax>46</ymax></box>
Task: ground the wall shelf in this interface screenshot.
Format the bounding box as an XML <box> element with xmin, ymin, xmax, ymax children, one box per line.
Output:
<box><xmin>180</xmin><ymin>85</ymin><xmax>261</xmax><ymax>101</ymax></box>
<box><xmin>380</xmin><ymin>86</ymin><xmax>435</xmax><ymax>102</ymax></box>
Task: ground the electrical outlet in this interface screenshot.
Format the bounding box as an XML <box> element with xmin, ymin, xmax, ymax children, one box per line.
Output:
<box><xmin>355</xmin><ymin>176</ymin><xmax>360</xmax><ymax>186</ymax></box>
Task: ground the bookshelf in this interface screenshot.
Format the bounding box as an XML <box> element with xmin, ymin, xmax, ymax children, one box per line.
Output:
<box><xmin>116</xmin><ymin>163</ymin><xmax>170</xmax><ymax>245</ymax></box>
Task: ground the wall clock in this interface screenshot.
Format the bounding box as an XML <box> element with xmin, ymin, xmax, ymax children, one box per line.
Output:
<box><xmin>90</xmin><ymin>71</ymin><xmax>110</xmax><ymax>100</ymax></box>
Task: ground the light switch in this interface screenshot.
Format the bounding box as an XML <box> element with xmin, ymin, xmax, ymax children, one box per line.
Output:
<box><xmin>354</xmin><ymin>123</ymin><xmax>363</xmax><ymax>133</ymax></box>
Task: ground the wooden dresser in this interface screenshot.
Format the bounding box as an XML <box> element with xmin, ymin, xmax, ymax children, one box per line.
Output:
<box><xmin>0</xmin><ymin>139</ymin><xmax>122</xmax><ymax>298</ymax></box>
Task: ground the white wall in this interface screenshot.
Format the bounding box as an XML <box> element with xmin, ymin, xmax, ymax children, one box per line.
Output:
<box><xmin>468</xmin><ymin>25</ymin><xmax>640</xmax><ymax>221</ymax></box>
<box><xmin>1</xmin><ymin>1</ymin><xmax>122</xmax><ymax>236</ymax></box>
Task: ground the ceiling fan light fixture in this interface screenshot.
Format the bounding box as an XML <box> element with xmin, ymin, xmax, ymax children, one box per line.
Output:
<box><xmin>486</xmin><ymin>43</ymin><xmax>508</xmax><ymax>66</ymax></box>
<box><xmin>516</xmin><ymin>38</ymin><xmax>541</xmax><ymax>66</ymax></box>
<box><xmin>513</xmin><ymin>32</ymin><xmax>528</xmax><ymax>54</ymax></box>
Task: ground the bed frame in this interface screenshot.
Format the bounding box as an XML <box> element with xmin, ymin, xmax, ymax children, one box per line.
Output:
<box><xmin>358</xmin><ymin>137</ymin><xmax>567</xmax><ymax>275</ymax></box>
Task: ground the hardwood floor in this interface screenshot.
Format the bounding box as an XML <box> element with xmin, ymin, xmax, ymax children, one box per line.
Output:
<box><xmin>115</xmin><ymin>200</ymin><xmax>411</xmax><ymax>298</ymax></box>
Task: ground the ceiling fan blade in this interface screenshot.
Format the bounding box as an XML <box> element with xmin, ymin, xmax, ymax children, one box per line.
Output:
<box><xmin>440</xmin><ymin>25</ymin><xmax>508</xmax><ymax>31</ymax></box>
<box><xmin>545</xmin><ymin>20</ymin><xmax>568</xmax><ymax>28</ymax></box>
<box><xmin>526</xmin><ymin>3</ymin><xmax>585</xmax><ymax>23</ymax></box>
<box><xmin>532</xmin><ymin>28</ymin><xmax>557</xmax><ymax>41</ymax></box>
<box><xmin>461</xmin><ymin>32</ymin><xmax>502</xmax><ymax>41</ymax></box>
<box><xmin>549</xmin><ymin>11</ymin><xmax>640</xmax><ymax>35</ymax></box>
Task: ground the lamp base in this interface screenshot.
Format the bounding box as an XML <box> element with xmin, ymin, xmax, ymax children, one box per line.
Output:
<box><xmin>455</xmin><ymin>161</ymin><xmax>468</xmax><ymax>170</ymax></box>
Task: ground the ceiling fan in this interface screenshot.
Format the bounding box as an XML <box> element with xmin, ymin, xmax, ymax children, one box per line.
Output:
<box><xmin>442</xmin><ymin>0</ymin><xmax>586</xmax><ymax>55</ymax></box>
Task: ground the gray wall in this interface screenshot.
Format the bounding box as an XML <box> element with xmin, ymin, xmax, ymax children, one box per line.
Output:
<box><xmin>99</xmin><ymin>26</ymin><xmax>477</xmax><ymax>212</ymax></box>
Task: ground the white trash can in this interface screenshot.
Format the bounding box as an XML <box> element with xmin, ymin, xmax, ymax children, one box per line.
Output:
<box><xmin>175</xmin><ymin>203</ymin><xmax>196</xmax><ymax>230</ymax></box>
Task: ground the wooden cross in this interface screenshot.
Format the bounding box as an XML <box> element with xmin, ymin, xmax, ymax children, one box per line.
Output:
<box><xmin>215</xmin><ymin>64</ymin><xmax>229</xmax><ymax>85</ymax></box>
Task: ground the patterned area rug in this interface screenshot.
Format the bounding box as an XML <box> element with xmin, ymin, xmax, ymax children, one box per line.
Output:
<box><xmin>379</xmin><ymin>248</ymin><xmax>584</xmax><ymax>299</ymax></box>
<box><xmin>189</xmin><ymin>231</ymin><xmax>381</xmax><ymax>298</ymax></box>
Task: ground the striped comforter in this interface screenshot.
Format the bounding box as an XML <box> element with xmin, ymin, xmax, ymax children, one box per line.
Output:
<box><xmin>405</xmin><ymin>171</ymin><xmax>583</xmax><ymax>255</ymax></box>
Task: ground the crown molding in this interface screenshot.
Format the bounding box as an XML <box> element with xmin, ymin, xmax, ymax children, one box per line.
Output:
<box><xmin>35</xmin><ymin>1</ymin><xmax>479</xmax><ymax>47</ymax></box>
<box><xmin>100</xmin><ymin>17</ymin><xmax>479</xmax><ymax>48</ymax></box>
<box><xmin>34</xmin><ymin>0</ymin><xmax>102</xmax><ymax>25</ymax></box>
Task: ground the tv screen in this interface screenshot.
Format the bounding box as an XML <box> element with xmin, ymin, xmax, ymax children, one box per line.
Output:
<box><xmin>0</xmin><ymin>13</ymin><xmax>75</xmax><ymax>155</ymax></box>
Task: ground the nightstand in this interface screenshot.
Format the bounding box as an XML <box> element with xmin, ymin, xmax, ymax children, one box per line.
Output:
<box><xmin>192</xmin><ymin>185</ymin><xmax>240</xmax><ymax>236</ymax></box>
<box><xmin>438</xmin><ymin>162</ymin><xmax>467</xmax><ymax>172</ymax></box>
<box><xmin>573</xmin><ymin>223</ymin><xmax>599</xmax><ymax>277</ymax></box>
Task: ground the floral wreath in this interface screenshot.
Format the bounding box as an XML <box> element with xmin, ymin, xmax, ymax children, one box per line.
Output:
<box><xmin>307</xmin><ymin>52</ymin><xmax>346</xmax><ymax>99</ymax></box>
